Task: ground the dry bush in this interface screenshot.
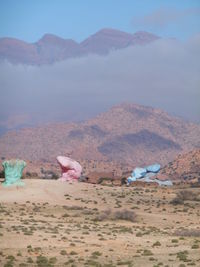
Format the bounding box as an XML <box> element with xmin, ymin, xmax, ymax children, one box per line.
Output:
<box><xmin>174</xmin><ymin>229</ymin><xmax>200</xmax><ymax>237</ymax></box>
<box><xmin>94</xmin><ymin>209</ymin><xmax>136</xmax><ymax>222</ymax></box>
<box><xmin>97</xmin><ymin>177</ymin><xmax>114</xmax><ymax>184</ymax></box>
<box><xmin>94</xmin><ymin>209</ymin><xmax>111</xmax><ymax>221</ymax></box>
<box><xmin>170</xmin><ymin>190</ymin><xmax>200</xmax><ymax>205</ymax></box>
<box><xmin>64</xmin><ymin>205</ymin><xmax>84</xmax><ymax>210</ymax></box>
<box><xmin>113</xmin><ymin>209</ymin><xmax>136</xmax><ymax>222</ymax></box>
<box><xmin>170</xmin><ymin>197</ymin><xmax>184</xmax><ymax>205</ymax></box>
<box><xmin>177</xmin><ymin>190</ymin><xmax>199</xmax><ymax>201</ymax></box>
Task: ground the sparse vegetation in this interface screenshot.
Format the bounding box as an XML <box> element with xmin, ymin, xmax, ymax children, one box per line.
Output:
<box><xmin>0</xmin><ymin>180</ymin><xmax>199</xmax><ymax>266</ymax></box>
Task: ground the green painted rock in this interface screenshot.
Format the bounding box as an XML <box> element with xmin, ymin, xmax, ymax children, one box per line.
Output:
<box><xmin>2</xmin><ymin>159</ymin><xmax>26</xmax><ymax>187</ymax></box>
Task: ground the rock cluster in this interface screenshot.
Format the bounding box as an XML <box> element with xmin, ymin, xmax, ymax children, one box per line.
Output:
<box><xmin>127</xmin><ymin>164</ymin><xmax>173</xmax><ymax>186</ymax></box>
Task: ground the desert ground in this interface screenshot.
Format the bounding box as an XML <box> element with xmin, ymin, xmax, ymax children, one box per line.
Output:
<box><xmin>0</xmin><ymin>180</ymin><xmax>200</xmax><ymax>267</ymax></box>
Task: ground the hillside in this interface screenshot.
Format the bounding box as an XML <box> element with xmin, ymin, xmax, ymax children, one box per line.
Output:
<box><xmin>0</xmin><ymin>29</ymin><xmax>159</xmax><ymax>65</ymax></box>
<box><xmin>160</xmin><ymin>149</ymin><xmax>200</xmax><ymax>181</ymax></box>
<box><xmin>0</xmin><ymin>103</ymin><xmax>200</xmax><ymax>172</ymax></box>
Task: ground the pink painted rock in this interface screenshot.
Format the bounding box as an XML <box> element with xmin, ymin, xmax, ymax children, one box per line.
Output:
<box><xmin>56</xmin><ymin>156</ymin><xmax>82</xmax><ymax>182</ymax></box>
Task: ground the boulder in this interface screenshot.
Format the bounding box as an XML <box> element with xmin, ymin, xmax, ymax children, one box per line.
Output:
<box><xmin>146</xmin><ymin>164</ymin><xmax>161</xmax><ymax>173</ymax></box>
<box><xmin>132</xmin><ymin>167</ymin><xmax>147</xmax><ymax>179</ymax></box>
<box><xmin>127</xmin><ymin>176</ymin><xmax>137</xmax><ymax>184</ymax></box>
<box><xmin>144</xmin><ymin>172</ymin><xmax>156</xmax><ymax>178</ymax></box>
<box><xmin>2</xmin><ymin>159</ymin><xmax>26</xmax><ymax>187</ymax></box>
<box><xmin>140</xmin><ymin>177</ymin><xmax>173</xmax><ymax>186</ymax></box>
<box><xmin>56</xmin><ymin>156</ymin><xmax>82</xmax><ymax>182</ymax></box>
<box><xmin>127</xmin><ymin>163</ymin><xmax>172</xmax><ymax>186</ymax></box>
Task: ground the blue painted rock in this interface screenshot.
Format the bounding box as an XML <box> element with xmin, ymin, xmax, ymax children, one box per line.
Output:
<box><xmin>132</xmin><ymin>167</ymin><xmax>147</xmax><ymax>179</ymax></box>
<box><xmin>127</xmin><ymin>176</ymin><xmax>137</xmax><ymax>184</ymax></box>
<box><xmin>140</xmin><ymin>177</ymin><xmax>173</xmax><ymax>186</ymax></box>
<box><xmin>146</xmin><ymin>164</ymin><xmax>161</xmax><ymax>173</ymax></box>
<box><xmin>144</xmin><ymin>172</ymin><xmax>156</xmax><ymax>178</ymax></box>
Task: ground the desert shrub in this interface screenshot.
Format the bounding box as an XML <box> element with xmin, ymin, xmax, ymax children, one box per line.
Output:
<box><xmin>97</xmin><ymin>177</ymin><xmax>113</xmax><ymax>184</ymax></box>
<box><xmin>142</xmin><ymin>249</ymin><xmax>153</xmax><ymax>256</ymax></box>
<box><xmin>190</xmin><ymin>181</ymin><xmax>200</xmax><ymax>188</ymax></box>
<box><xmin>152</xmin><ymin>241</ymin><xmax>161</xmax><ymax>247</ymax></box>
<box><xmin>191</xmin><ymin>244</ymin><xmax>199</xmax><ymax>249</ymax></box>
<box><xmin>62</xmin><ymin>213</ymin><xmax>69</xmax><ymax>218</ymax></box>
<box><xmin>41</xmin><ymin>169</ymin><xmax>59</xmax><ymax>180</ymax></box>
<box><xmin>84</xmin><ymin>259</ymin><xmax>102</xmax><ymax>266</ymax></box>
<box><xmin>6</xmin><ymin>256</ymin><xmax>15</xmax><ymax>261</ymax></box>
<box><xmin>170</xmin><ymin>190</ymin><xmax>200</xmax><ymax>205</ymax></box>
<box><xmin>50</xmin><ymin>171</ymin><xmax>59</xmax><ymax>180</ymax></box>
<box><xmin>121</xmin><ymin>177</ymin><xmax>127</xmax><ymax>185</ymax></box>
<box><xmin>49</xmin><ymin>257</ymin><xmax>57</xmax><ymax>265</ymax></box>
<box><xmin>65</xmin><ymin>205</ymin><xmax>84</xmax><ymax>211</ymax></box>
<box><xmin>60</xmin><ymin>250</ymin><xmax>67</xmax><ymax>255</ymax></box>
<box><xmin>171</xmin><ymin>239</ymin><xmax>179</xmax><ymax>243</ymax></box>
<box><xmin>113</xmin><ymin>209</ymin><xmax>136</xmax><ymax>222</ymax></box>
<box><xmin>4</xmin><ymin>261</ymin><xmax>14</xmax><ymax>267</ymax></box>
<box><xmin>36</xmin><ymin>255</ymin><xmax>55</xmax><ymax>267</ymax></box>
<box><xmin>64</xmin><ymin>259</ymin><xmax>74</xmax><ymax>265</ymax></box>
<box><xmin>69</xmin><ymin>251</ymin><xmax>77</xmax><ymax>255</ymax></box>
<box><xmin>79</xmin><ymin>175</ymin><xmax>88</xmax><ymax>182</ymax></box>
<box><xmin>91</xmin><ymin>251</ymin><xmax>102</xmax><ymax>257</ymax></box>
<box><xmin>94</xmin><ymin>209</ymin><xmax>136</xmax><ymax>222</ymax></box>
<box><xmin>27</xmin><ymin>257</ymin><xmax>34</xmax><ymax>263</ymax></box>
<box><xmin>117</xmin><ymin>260</ymin><xmax>133</xmax><ymax>266</ymax></box>
<box><xmin>94</xmin><ymin>209</ymin><xmax>111</xmax><ymax>221</ymax></box>
<box><xmin>174</xmin><ymin>229</ymin><xmax>200</xmax><ymax>237</ymax></box>
<box><xmin>177</xmin><ymin>190</ymin><xmax>200</xmax><ymax>201</ymax></box>
<box><xmin>136</xmin><ymin>232</ymin><xmax>143</xmax><ymax>237</ymax></box>
<box><xmin>25</xmin><ymin>171</ymin><xmax>38</xmax><ymax>178</ymax></box>
<box><xmin>170</xmin><ymin>197</ymin><xmax>183</xmax><ymax>205</ymax></box>
<box><xmin>176</xmin><ymin>251</ymin><xmax>188</xmax><ymax>262</ymax></box>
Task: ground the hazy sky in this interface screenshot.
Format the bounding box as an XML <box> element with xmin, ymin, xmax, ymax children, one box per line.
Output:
<box><xmin>0</xmin><ymin>0</ymin><xmax>200</xmax><ymax>42</ymax></box>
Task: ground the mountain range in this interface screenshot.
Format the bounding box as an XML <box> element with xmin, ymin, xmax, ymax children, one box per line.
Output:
<box><xmin>0</xmin><ymin>103</ymin><xmax>199</xmax><ymax>171</ymax></box>
<box><xmin>0</xmin><ymin>28</ymin><xmax>159</xmax><ymax>65</ymax></box>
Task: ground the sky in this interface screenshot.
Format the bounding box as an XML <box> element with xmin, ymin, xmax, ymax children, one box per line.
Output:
<box><xmin>0</xmin><ymin>0</ymin><xmax>200</xmax><ymax>42</ymax></box>
<box><xmin>0</xmin><ymin>0</ymin><xmax>200</xmax><ymax>132</ymax></box>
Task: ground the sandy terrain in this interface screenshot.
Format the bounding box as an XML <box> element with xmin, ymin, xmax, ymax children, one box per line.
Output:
<box><xmin>0</xmin><ymin>180</ymin><xmax>200</xmax><ymax>266</ymax></box>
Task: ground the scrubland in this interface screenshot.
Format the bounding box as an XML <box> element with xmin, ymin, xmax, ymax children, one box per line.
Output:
<box><xmin>0</xmin><ymin>180</ymin><xmax>200</xmax><ymax>267</ymax></box>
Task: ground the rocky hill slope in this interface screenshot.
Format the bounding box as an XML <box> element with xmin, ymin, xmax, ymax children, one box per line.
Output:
<box><xmin>0</xmin><ymin>103</ymin><xmax>199</xmax><ymax>170</ymax></box>
<box><xmin>160</xmin><ymin>149</ymin><xmax>200</xmax><ymax>181</ymax></box>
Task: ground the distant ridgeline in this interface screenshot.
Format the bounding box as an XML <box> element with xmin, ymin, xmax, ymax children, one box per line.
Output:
<box><xmin>0</xmin><ymin>29</ymin><xmax>159</xmax><ymax>65</ymax></box>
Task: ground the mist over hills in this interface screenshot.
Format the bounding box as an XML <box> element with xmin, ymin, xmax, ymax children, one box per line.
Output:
<box><xmin>0</xmin><ymin>28</ymin><xmax>199</xmax><ymax>134</ymax></box>
<box><xmin>0</xmin><ymin>28</ymin><xmax>159</xmax><ymax>65</ymax></box>
<box><xmin>0</xmin><ymin>103</ymin><xmax>199</xmax><ymax>168</ymax></box>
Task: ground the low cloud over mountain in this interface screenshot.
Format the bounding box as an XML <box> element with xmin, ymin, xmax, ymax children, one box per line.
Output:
<box><xmin>0</xmin><ymin>29</ymin><xmax>200</xmax><ymax>134</ymax></box>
